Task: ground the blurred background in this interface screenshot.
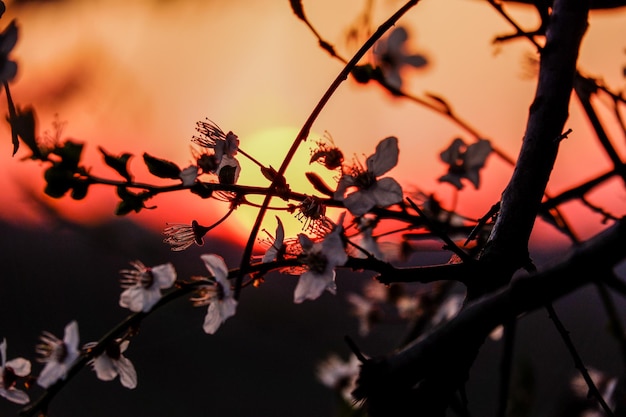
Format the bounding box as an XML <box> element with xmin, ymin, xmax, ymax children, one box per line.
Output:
<box><xmin>0</xmin><ymin>0</ymin><xmax>625</xmax><ymax>416</ymax></box>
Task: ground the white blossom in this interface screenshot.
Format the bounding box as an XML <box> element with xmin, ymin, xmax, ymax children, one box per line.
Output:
<box><xmin>294</xmin><ymin>214</ymin><xmax>348</xmax><ymax>303</ymax></box>
<box><xmin>119</xmin><ymin>261</ymin><xmax>177</xmax><ymax>313</ymax></box>
<box><xmin>191</xmin><ymin>254</ymin><xmax>237</xmax><ymax>334</ymax></box>
<box><xmin>316</xmin><ymin>353</ymin><xmax>362</xmax><ymax>405</ymax></box>
<box><xmin>334</xmin><ymin>136</ymin><xmax>403</xmax><ymax>216</ymax></box>
<box><xmin>86</xmin><ymin>339</ymin><xmax>137</xmax><ymax>389</ymax></box>
<box><xmin>0</xmin><ymin>338</ymin><xmax>30</xmax><ymax>404</ymax></box>
<box><xmin>36</xmin><ymin>321</ymin><xmax>80</xmax><ymax>388</ymax></box>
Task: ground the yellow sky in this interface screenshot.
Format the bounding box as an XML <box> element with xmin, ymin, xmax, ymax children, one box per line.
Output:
<box><xmin>1</xmin><ymin>0</ymin><xmax>625</xmax><ymax>248</ymax></box>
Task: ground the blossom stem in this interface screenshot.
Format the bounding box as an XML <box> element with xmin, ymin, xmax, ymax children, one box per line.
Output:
<box><xmin>236</xmin><ymin>147</ymin><xmax>265</xmax><ymax>169</ymax></box>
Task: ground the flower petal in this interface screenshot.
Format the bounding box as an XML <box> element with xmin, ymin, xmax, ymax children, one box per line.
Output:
<box><xmin>440</xmin><ymin>138</ymin><xmax>465</xmax><ymax>164</ymax></box>
<box><xmin>366</xmin><ymin>136</ymin><xmax>399</xmax><ymax>177</ymax></box>
<box><xmin>387</xmin><ymin>26</ymin><xmax>408</xmax><ymax>48</ymax></box>
<box><xmin>294</xmin><ymin>270</ymin><xmax>334</xmax><ymax>303</ymax></box>
<box><xmin>0</xmin><ymin>339</ymin><xmax>5</xmax><ymax>367</ymax></box>
<box><xmin>438</xmin><ymin>173</ymin><xmax>464</xmax><ymax>190</ymax></box>
<box><xmin>179</xmin><ymin>165</ymin><xmax>199</xmax><ymax>186</ymax></box>
<box><xmin>120</xmin><ymin>287</ymin><xmax>148</xmax><ymax>312</ymax></box>
<box><xmin>5</xmin><ymin>358</ymin><xmax>31</xmax><ymax>377</ymax></box>
<box><xmin>322</xmin><ymin>232</ymin><xmax>348</xmax><ymax>267</ymax></box>
<box><xmin>152</xmin><ymin>263</ymin><xmax>177</xmax><ymax>289</ymax></box>
<box><xmin>262</xmin><ymin>216</ymin><xmax>284</xmax><ymax>263</ymax></box>
<box><xmin>371</xmin><ymin>177</ymin><xmax>403</xmax><ymax>208</ymax></box>
<box><xmin>344</xmin><ymin>190</ymin><xmax>377</xmax><ymax>216</ymax></box>
<box><xmin>333</xmin><ymin>174</ymin><xmax>356</xmax><ymax>201</ymax></box>
<box><xmin>92</xmin><ymin>355</ymin><xmax>117</xmax><ymax>381</ymax></box>
<box><xmin>201</xmin><ymin>254</ymin><xmax>229</xmax><ymax>283</ymax></box>
<box><xmin>203</xmin><ymin>298</ymin><xmax>238</xmax><ymax>334</ymax></box>
<box><xmin>403</xmin><ymin>54</ymin><xmax>428</xmax><ymax>68</ymax></box>
<box><xmin>37</xmin><ymin>361</ymin><xmax>69</xmax><ymax>388</ymax></box>
<box><xmin>116</xmin><ymin>356</ymin><xmax>138</xmax><ymax>389</ymax></box>
<box><xmin>63</xmin><ymin>321</ymin><xmax>80</xmax><ymax>358</ymax></box>
<box><xmin>0</xmin><ymin>388</ymin><xmax>30</xmax><ymax>404</ymax></box>
<box><xmin>465</xmin><ymin>139</ymin><xmax>492</xmax><ymax>168</ymax></box>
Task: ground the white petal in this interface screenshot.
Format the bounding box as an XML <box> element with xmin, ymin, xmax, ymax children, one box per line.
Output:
<box><xmin>119</xmin><ymin>340</ymin><xmax>130</xmax><ymax>354</ymax></box>
<box><xmin>63</xmin><ymin>321</ymin><xmax>80</xmax><ymax>357</ymax></box>
<box><xmin>333</xmin><ymin>175</ymin><xmax>355</xmax><ymax>201</ymax></box>
<box><xmin>371</xmin><ymin>177</ymin><xmax>403</xmax><ymax>208</ymax></box>
<box><xmin>116</xmin><ymin>357</ymin><xmax>137</xmax><ymax>389</ymax></box>
<box><xmin>325</xmin><ymin>277</ymin><xmax>337</xmax><ymax>295</ymax></box>
<box><xmin>37</xmin><ymin>362</ymin><xmax>68</xmax><ymax>388</ymax></box>
<box><xmin>262</xmin><ymin>217</ymin><xmax>284</xmax><ymax>263</ymax></box>
<box><xmin>219</xmin><ymin>298</ymin><xmax>238</xmax><ymax>323</ymax></box>
<box><xmin>366</xmin><ymin>136</ymin><xmax>399</xmax><ymax>176</ymax></box>
<box><xmin>202</xmin><ymin>298</ymin><xmax>238</xmax><ymax>334</ymax></box>
<box><xmin>201</xmin><ymin>254</ymin><xmax>229</xmax><ymax>283</ymax></box>
<box><xmin>465</xmin><ymin>139</ymin><xmax>492</xmax><ymax>168</ymax></box>
<box><xmin>298</xmin><ymin>233</ymin><xmax>314</xmax><ymax>252</ymax></box>
<box><xmin>294</xmin><ymin>271</ymin><xmax>333</xmax><ymax>303</ymax></box>
<box><xmin>344</xmin><ymin>190</ymin><xmax>377</xmax><ymax>216</ymax></box>
<box><xmin>120</xmin><ymin>287</ymin><xmax>147</xmax><ymax>312</ymax></box>
<box><xmin>0</xmin><ymin>339</ymin><xmax>6</xmax><ymax>367</ymax></box>
<box><xmin>92</xmin><ymin>355</ymin><xmax>117</xmax><ymax>381</ymax></box>
<box><xmin>5</xmin><ymin>358</ymin><xmax>31</xmax><ymax>377</ymax></box>
<box><xmin>322</xmin><ymin>232</ymin><xmax>348</xmax><ymax>267</ymax></box>
<box><xmin>179</xmin><ymin>165</ymin><xmax>199</xmax><ymax>186</ymax></box>
<box><xmin>152</xmin><ymin>263</ymin><xmax>177</xmax><ymax>289</ymax></box>
<box><xmin>141</xmin><ymin>288</ymin><xmax>163</xmax><ymax>312</ymax></box>
<box><xmin>0</xmin><ymin>388</ymin><xmax>30</xmax><ymax>405</ymax></box>
<box><xmin>203</xmin><ymin>304</ymin><xmax>222</xmax><ymax>334</ymax></box>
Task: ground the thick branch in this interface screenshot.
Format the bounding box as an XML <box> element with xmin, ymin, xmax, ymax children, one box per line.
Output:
<box><xmin>478</xmin><ymin>0</ymin><xmax>591</xmax><ymax>294</ymax></box>
<box><xmin>353</xmin><ymin>216</ymin><xmax>626</xmax><ymax>416</ymax></box>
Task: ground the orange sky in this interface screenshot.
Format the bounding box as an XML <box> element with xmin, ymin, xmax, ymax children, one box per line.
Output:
<box><xmin>0</xmin><ymin>0</ymin><xmax>625</xmax><ymax>251</ymax></box>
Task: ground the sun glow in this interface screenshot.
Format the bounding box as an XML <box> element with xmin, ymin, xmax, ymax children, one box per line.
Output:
<box><xmin>227</xmin><ymin>126</ymin><xmax>345</xmax><ymax>244</ymax></box>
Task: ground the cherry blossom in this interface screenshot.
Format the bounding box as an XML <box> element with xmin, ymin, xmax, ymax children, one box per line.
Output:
<box><xmin>0</xmin><ymin>339</ymin><xmax>30</xmax><ymax>404</ymax></box>
<box><xmin>373</xmin><ymin>26</ymin><xmax>427</xmax><ymax>89</ymax></box>
<box><xmin>346</xmin><ymin>293</ymin><xmax>382</xmax><ymax>336</ymax></box>
<box><xmin>119</xmin><ymin>261</ymin><xmax>177</xmax><ymax>313</ymax></box>
<box><xmin>192</xmin><ymin>118</ymin><xmax>239</xmax><ymax>162</ymax></box>
<box><xmin>36</xmin><ymin>321</ymin><xmax>80</xmax><ymax>388</ymax></box>
<box><xmin>316</xmin><ymin>353</ymin><xmax>363</xmax><ymax>405</ymax></box>
<box><xmin>334</xmin><ymin>136</ymin><xmax>403</xmax><ymax>216</ymax></box>
<box><xmin>438</xmin><ymin>138</ymin><xmax>492</xmax><ymax>190</ymax></box>
<box><xmin>86</xmin><ymin>339</ymin><xmax>137</xmax><ymax>389</ymax></box>
<box><xmin>294</xmin><ymin>214</ymin><xmax>348</xmax><ymax>303</ymax></box>
<box><xmin>191</xmin><ymin>254</ymin><xmax>237</xmax><ymax>334</ymax></box>
<box><xmin>163</xmin><ymin>220</ymin><xmax>210</xmax><ymax>252</ymax></box>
